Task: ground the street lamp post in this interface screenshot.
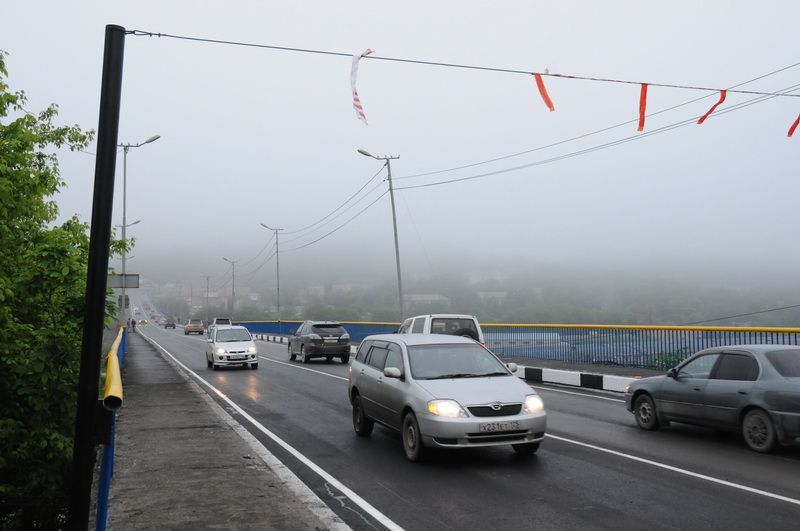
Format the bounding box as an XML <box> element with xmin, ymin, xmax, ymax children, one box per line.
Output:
<box><xmin>222</xmin><ymin>257</ymin><xmax>238</xmax><ymax>315</ymax></box>
<box><xmin>117</xmin><ymin>134</ymin><xmax>160</xmax><ymax>321</ymax></box>
<box><xmin>260</xmin><ymin>223</ymin><xmax>284</xmax><ymax>333</ymax></box>
<box><xmin>357</xmin><ymin>149</ymin><xmax>404</xmax><ymax>320</ymax></box>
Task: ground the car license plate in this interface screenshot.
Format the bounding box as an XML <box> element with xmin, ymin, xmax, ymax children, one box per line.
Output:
<box><xmin>324</xmin><ymin>338</ymin><xmax>338</xmax><ymax>343</ymax></box>
<box><xmin>479</xmin><ymin>421</ymin><xmax>520</xmax><ymax>433</ymax></box>
<box><xmin>229</xmin><ymin>355</ymin><xmax>246</xmax><ymax>360</ymax></box>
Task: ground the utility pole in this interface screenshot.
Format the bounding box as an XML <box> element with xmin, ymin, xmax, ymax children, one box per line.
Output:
<box><xmin>260</xmin><ymin>224</ymin><xmax>284</xmax><ymax>333</ymax></box>
<box><xmin>205</xmin><ymin>276</ymin><xmax>210</xmax><ymax>325</ymax></box>
<box><xmin>357</xmin><ymin>149</ymin><xmax>404</xmax><ymax>320</ymax></box>
<box><xmin>223</xmin><ymin>257</ymin><xmax>237</xmax><ymax>315</ymax></box>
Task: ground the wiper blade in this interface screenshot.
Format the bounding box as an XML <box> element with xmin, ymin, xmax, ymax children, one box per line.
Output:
<box><xmin>431</xmin><ymin>373</ymin><xmax>476</xmax><ymax>379</ymax></box>
<box><xmin>477</xmin><ymin>372</ymin><xmax>510</xmax><ymax>377</ymax></box>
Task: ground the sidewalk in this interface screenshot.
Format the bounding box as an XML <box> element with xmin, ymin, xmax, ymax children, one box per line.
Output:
<box><xmin>108</xmin><ymin>332</ymin><xmax>347</xmax><ymax>530</ymax></box>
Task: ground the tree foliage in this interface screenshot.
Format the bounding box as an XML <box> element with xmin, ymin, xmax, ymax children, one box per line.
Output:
<box><xmin>0</xmin><ymin>51</ymin><xmax>95</xmax><ymax>529</ymax></box>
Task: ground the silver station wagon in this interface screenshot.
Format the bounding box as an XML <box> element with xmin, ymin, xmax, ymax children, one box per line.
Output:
<box><xmin>348</xmin><ymin>334</ymin><xmax>547</xmax><ymax>461</ymax></box>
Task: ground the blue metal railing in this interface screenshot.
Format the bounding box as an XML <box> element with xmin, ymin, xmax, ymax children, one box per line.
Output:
<box><xmin>95</xmin><ymin>327</ymin><xmax>126</xmax><ymax>531</ymax></box>
<box><xmin>238</xmin><ymin>320</ymin><xmax>800</xmax><ymax>371</ymax></box>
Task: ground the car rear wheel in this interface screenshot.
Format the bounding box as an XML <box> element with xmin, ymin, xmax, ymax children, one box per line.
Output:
<box><xmin>512</xmin><ymin>442</ymin><xmax>540</xmax><ymax>455</ymax></box>
<box><xmin>742</xmin><ymin>409</ymin><xmax>776</xmax><ymax>453</ymax></box>
<box><xmin>352</xmin><ymin>395</ymin><xmax>374</xmax><ymax>437</ymax></box>
<box><xmin>634</xmin><ymin>394</ymin><xmax>660</xmax><ymax>430</ymax></box>
<box><xmin>326</xmin><ymin>356</ymin><xmax>333</xmax><ymax>363</ymax></box>
<box><xmin>341</xmin><ymin>354</ymin><xmax>350</xmax><ymax>364</ymax></box>
<box><xmin>402</xmin><ymin>412</ymin><xmax>426</xmax><ymax>462</ymax></box>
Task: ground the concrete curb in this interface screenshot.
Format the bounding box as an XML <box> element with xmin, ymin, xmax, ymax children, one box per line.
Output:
<box><xmin>255</xmin><ymin>334</ymin><xmax>633</xmax><ymax>393</ymax></box>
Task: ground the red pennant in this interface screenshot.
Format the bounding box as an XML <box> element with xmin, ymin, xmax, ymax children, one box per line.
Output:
<box><xmin>637</xmin><ymin>83</ymin><xmax>648</xmax><ymax>132</ymax></box>
<box><xmin>788</xmin><ymin>114</ymin><xmax>800</xmax><ymax>138</ymax></box>
<box><xmin>697</xmin><ymin>90</ymin><xmax>727</xmax><ymax>124</ymax></box>
<box><xmin>534</xmin><ymin>73</ymin><xmax>555</xmax><ymax>112</ymax></box>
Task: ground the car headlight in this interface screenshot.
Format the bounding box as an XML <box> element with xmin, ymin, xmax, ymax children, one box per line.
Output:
<box><xmin>248</xmin><ymin>346</ymin><xmax>257</xmax><ymax>353</ymax></box>
<box><xmin>524</xmin><ymin>394</ymin><xmax>544</xmax><ymax>414</ymax></box>
<box><xmin>341</xmin><ymin>333</ymin><xmax>350</xmax><ymax>340</ymax></box>
<box><xmin>427</xmin><ymin>399</ymin><xmax>468</xmax><ymax>418</ymax></box>
<box><xmin>215</xmin><ymin>347</ymin><xmax>226</xmax><ymax>355</ymax></box>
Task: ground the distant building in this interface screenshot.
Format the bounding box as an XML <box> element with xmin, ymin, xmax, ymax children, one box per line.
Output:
<box><xmin>478</xmin><ymin>291</ymin><xmax>508</xmax><ymax>305</ymax></box>
<box><xmin>404</xmin><ymin>294</ymin><xmax>451</xmax><ymax>305</ymax></box>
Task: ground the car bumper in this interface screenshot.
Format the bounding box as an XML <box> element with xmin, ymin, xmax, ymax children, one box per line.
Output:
<box><xmin>418</xmin><ymin>412</ymin><xmax>546</xmax><ymax>448</ymax></box>
<box><xmin>306</xmin><ymin>344</ymin><xmax>350</xmax><ymax>356</ymax></box>
<box><xmin>772</xmin><ymin>410</ymin><xmax>800</xmax><ymax>445</ymax></box>
<box><xmin>186</xmin><ymin>328</ymin><xmax>204</xmax><ymax>333</ymax></box>
<box><xmin>212</xmin><ymin>354</ymin><xmax>258</xmax><ymax>365</ymax></box>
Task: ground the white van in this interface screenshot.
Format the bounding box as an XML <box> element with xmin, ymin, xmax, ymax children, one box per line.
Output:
<box><xmin>397</xmin><ymin>314</ymin><xmax>486</xmax><ymax>346</ymax></box>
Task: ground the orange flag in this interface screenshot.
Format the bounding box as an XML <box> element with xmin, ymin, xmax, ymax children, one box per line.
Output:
<box><xmin>637</xmin><ymin>84</ymin><xmax>648</xmax><ymax>132</ymax></box>
<box><xmin>697</xmin><ymin>90</ymin><xmax>727</xmax><ymax>124</ymax></box>
<box><xmin>788</xmin><ymin>114</ymin><xmax>800</xmax><ymax>138</ymax></box>
<box><xmin>534</xmin><ymin>74</ymin><xmax>555</xmax><ymax>112</ymax></box>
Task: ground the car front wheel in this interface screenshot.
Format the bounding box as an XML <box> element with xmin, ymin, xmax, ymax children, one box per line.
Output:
<box><xmin>402</xmin><ymin>412</ymin><xmax>426</xmax><ymax>462</ymax></box>
<box><xmin>352</xmin><ymin>395</ymin><xmax>374</xmax><ymax>436</ymax></box>
<box><xmin>634</xmin><ymin>394</ymin><xmax>660</xmax><ymax>430</ymax></box>
<box><xmin>742</xmin><ymin>409</ymin><xmax>776</xmax><ymax>453</ymax></box>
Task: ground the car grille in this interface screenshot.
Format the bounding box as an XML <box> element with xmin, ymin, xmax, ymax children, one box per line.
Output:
<box><xmin>228</xmin><ymin>349</ymin><xmax>246</xmax><ymax>354</ymax></box>
<box><xmin>465</xmin><ymin>429</ymin><xmax>529</xmax><ymax>443</ymax></box>
<box><xmin>468</xmin><ymin>404</ymin><xmax>522</xmax><ymax>417</ymax></box>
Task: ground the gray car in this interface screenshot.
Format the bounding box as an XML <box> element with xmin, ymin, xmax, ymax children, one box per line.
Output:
<box><xmin>625</xmin><ymin>345</ymin><xmax>800</xmax><ymax>452</ymax></box>
<box><xmin>348</xmin><ymin>334</ymin><xmax>546</xmax><ymax>461</ymax></box>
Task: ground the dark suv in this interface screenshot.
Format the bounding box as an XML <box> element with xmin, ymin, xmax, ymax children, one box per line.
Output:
<box><xmin>164</xmin><ymin>318</ymin><xmax>176</xmax><ymax>329</ymax></box>
<box><xmin>288</xmin><ymin>321</ymin><xmax>351</xmax><ymax>363</ymax></box>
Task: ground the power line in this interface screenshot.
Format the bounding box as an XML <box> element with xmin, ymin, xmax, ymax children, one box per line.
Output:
<box><xmin>395</xmin><ymin>61</ymin><xmax>800</xmax><ymax>181</ymax></box>
<box><xmin>283</xmin><ymin>191</ymin><xmax>389</xmax><ymax>252</ymax></box>
<box><xmin>129</xmin><ymin>30</ymin><xmax>800</xmax><ymax>99</ymax></box>
<box><xmin>681</xmin><ymin>304</ymin><xmax>800</xmax><ymax>326</ymax></box>
<box><xmin>395</xmin><ymin>83</ymin><xmax>800</xmax><ymax>191</ymax></box>
<box><xmin>283</xmin><ymin>164</ymin><xmax>386</xmax><ymax>236</ymax></box>
<box><xmin>239</xmin><ymin>232</ymin><xmax>275</xmax><ymax>267</ymax></box>
<box><xmin>282</xmin><ymin>179</ymin><xmax>389</xmax><ymax>244</ymax></box>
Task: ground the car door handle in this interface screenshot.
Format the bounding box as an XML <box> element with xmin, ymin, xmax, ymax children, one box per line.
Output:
<box><xmin>693</xmin><ymin>388</ymin><xmax>702</xmax><ymax>392</ymax></box>
<box><xmin>738</xmin><ymin>391</ymin><xmax>748</xmax><ymax>395</ymax></box>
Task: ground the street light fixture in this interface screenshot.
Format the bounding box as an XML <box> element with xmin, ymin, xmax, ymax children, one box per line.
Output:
<box><xmin>357</xmin><ymin>148</ymin><xmax>404</xmax><ymax>320</ymax></box>
<box><xmin>222</xmin><ymin>257</ymin><xmax>238</xmax><ymax>315</ymax></box>
<box><xmin>260</xmin><ymin>223</ymin><xmax>285</xmax><ymax>333</ymax></box>
<box><xmin>117</xmin><ymin>134</ymin><xmax>160</xmax><ymax>320</ymax></box>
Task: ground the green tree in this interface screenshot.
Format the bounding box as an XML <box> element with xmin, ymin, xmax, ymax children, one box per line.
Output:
<box><xmin>0</xmin><ymin>51</ymin><xmax>95</xmax><ymax>528</ymax></box>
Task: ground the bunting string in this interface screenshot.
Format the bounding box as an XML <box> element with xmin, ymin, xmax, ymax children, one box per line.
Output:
<box><xmin>789</xmin><ymin>114</ymin><xmax>800</xmax><ymax>138</ymax></box>
<box><xmin>637</xmin><ymin>84</ymin><xmax>648</xmax><ymax>132</ymax></box>
<box><xmin>534</xmin><ymin>73</ymin><xmax>555</xmax><ymax>112</ymax></box>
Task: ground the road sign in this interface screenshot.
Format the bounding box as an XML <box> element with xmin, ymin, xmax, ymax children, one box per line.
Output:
<box><xmin>107</xmin><ymin>273</ymin><xmax>139</xmax><ymax>289</ymax></box>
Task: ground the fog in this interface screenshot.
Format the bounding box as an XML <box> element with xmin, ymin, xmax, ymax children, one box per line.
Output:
<box><xmin>4</xmin><ymin>1</ymin><xmax>800</xmax><ymax>324</ymax></box>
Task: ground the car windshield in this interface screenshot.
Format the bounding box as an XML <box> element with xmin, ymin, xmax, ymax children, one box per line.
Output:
<box><xmin>430</xmin><ymin>318</ymin><xmax>478</xmax><ymax>336</ymax></box>
<box><xmin>216</xmin><ymin>329</ymin><xmax>252</xmax><ymax>342</ymax></box>
<box><xmin>407</xmin><ymin>344</ymin><xmax>509</xmax><ymax>380</ymax></box>
<box><xmin>311</xmin><ymin>324</ymin><xmax>345</xmax><ymax>334</ymax></box>
<box><xmin>766</xmin><ymin>349</ymin><xmax>800</xmax><ymax>377</ymax></box>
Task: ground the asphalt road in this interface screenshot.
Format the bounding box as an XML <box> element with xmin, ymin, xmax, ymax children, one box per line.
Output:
<box><xmin>137</xmin><ymin>322</ymin><xmax>800</xmax><ymax>530</ymax></box>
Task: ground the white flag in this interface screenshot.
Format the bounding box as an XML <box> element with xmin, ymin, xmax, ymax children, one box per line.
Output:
<box><xmin>351</xmin><ymin>48</ymin><xmax>374</xmax><ymax>124</ymax></box>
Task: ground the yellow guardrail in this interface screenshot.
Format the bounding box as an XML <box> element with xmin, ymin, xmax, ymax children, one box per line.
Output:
<box><xmin>481</xmin><ymin>323</ymin><xmax>800</xmax><ymax>333</ymax></box>
<box><xmin>102</xmin><ymin>326</ymin><xmax>124</xmax><ymax>411</ymax></box>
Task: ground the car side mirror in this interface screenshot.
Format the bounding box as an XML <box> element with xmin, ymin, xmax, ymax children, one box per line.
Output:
<box><xmin>667</xmin><ymin>368</ymin><xmax>677</xmax><ymax>379</ymax></box>
<box><xmin>506</xmin><ymin>362</ymin><xmax>518</xmax><ymax>373</ymax></box>
<box><xmin>384</xmin><ymin>367</ymin><xmax>403</xmax><ymax>379</ymax></box>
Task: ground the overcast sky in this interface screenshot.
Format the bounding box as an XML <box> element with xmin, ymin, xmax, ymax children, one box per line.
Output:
<box><xmin>4</xmin><ymin>1</ymin><xmax>799</xmax><ymax>293</ymax></box>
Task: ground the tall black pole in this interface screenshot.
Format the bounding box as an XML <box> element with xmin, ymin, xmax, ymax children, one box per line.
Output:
<box><xmin>68</xmin><ymin>24</ymin><xmax>126</xmax><ymax>530</ymax></box>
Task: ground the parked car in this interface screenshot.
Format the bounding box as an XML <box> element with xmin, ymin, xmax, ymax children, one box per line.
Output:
<box><xmin>288</xmin><ymin>321</ymin><xmax>351</xmax><ymax>363</ymax></box>
<box><xmin>205</xmin><ymin>325</ymin><xmax>258</xmax><ymax>370</ymax></box>
<box><xmin>164</xmin><ymin>318</ymin><xmax>176</xmax><ymax>329</ymax></box>
<box><xmin>185</xmin><ymin>319</ymin><xmax>205</xmax><ymax>335</ymax></box>
<box><xmin>207</xmin><ymin>317</ymin><xmax>233</xmax><ymax>337</ymax></box>
<box><xmin>348</xmin><ymin>334</ymin><xmax>546</xmax><ymax>461</ymax></box>
<box><xmin>397</xmin><ymin>314</ymin><xmax>486</xmax><ymax>346</ymax></box>
<box><xmin>626</xmin><ymin>345</ymin><xmax>800</xmax><ymax>453</ymax></box>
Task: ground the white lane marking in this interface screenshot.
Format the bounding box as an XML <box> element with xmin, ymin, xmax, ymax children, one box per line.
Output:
<box><xmin>141</xmin><ymin>332</ymin><xmax>403</xmax><ymax>531</ymax></box>
<box><xmin>531</xmin><ymin>385</ymin><xmax>625</xmax><ymax>403</ymax></box>
<box><xmin>546</xmin><ymin>433</ymin><xmax>800</xmax><ymax>507</ymax></box>
<box><xmin>259</xmin><ymin>356</ymin><xmax>349</xmax><ymax>381</ymax></box>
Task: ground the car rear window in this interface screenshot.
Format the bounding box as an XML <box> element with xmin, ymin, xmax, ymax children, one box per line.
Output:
<box><xmin>766</xmin><ymin>350</ymin><xmax>800</xmax><ymax>377</ymax></box>
<box><xmin>189</xmin><ymin>319</ymin><xmax>203</xmax><ymax>325</ymax></box>
<box><xmin>430</xmin><ymin>318</ymin><xmax>478</xmax><ymax>335</ymax></box>
<box><xmin>215</xmin><ymin>318</ymin><xmax>231</xmax><ymax>325</ymax></box>
<box><xmin>312</xmin><ymin>324</ymin><xmax>346</xmax><ymax>334</ymax></box>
